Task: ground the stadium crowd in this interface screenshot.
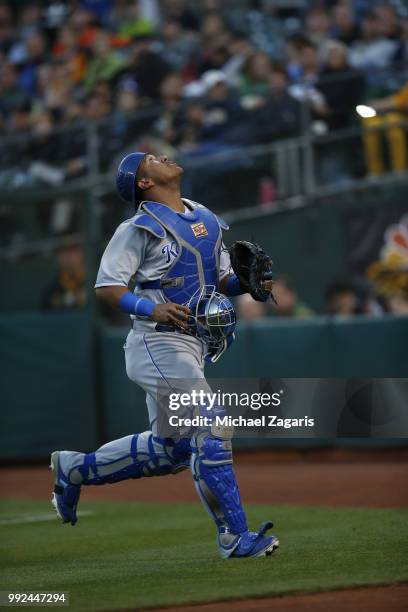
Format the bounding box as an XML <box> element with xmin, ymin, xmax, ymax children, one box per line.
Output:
<box><xmin>0</xmin><ymin>0</ymin><xmax>407</xmax><ymax>189</ymax></box>
<box><xmin>1</xmin><ymin>1</ymin><xmax>407</xmax><ymax>319</ymax></box>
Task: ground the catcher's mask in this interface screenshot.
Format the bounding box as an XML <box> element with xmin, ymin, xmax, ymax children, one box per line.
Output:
<box><xmin>185</xmin><ymin>285</ymin><xmax>236</xmax><ymax>351</ymax></box>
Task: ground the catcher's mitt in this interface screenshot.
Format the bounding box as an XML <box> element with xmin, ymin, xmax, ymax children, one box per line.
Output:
<box><xmin>227</xmin><ymin>240</ymin><xmax>276</xmax><ymax>302</ymax></box>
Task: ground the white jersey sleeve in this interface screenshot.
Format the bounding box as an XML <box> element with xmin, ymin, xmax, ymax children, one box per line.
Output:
<box><xmin>95</xmin><ymin>220</ymin><xmax>147</xmax><ymax>288</ymax></box>
<box><xmin>219</xmin><ymin>241</ymin><xmax>232</xmax><ymax>281</ymax></box>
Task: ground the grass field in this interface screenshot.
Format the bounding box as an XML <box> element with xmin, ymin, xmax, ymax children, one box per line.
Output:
<box><xmin>1</xmin><ymin>499</ymin><xmax>408</xmax><ymax>611</ymax></box>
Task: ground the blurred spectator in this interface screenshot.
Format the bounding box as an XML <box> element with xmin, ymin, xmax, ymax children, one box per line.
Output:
<box><xmin>28</xmin><ymin>112</ymin><xmax>60</xmax><ymax>166</ymax></box>
<box><xmin>271</xmin><ymin>276</ymin><xmax>314</xmax><ymax>318</ymax></box>
<box><xmin>306</xmin><ymin>8</ymin><xmax>331</xmax><ymax>47</ymax></box>
<box><xmin>161</xmin><ymin>73</ymin><xmax>184</xmax><ymax>111</ymax></box>
<box><xmin>1</xmin><ymin>101</ymin><xmax>32</xmax><ymax>169</ymax></box>
<box><xmin>235</xmin><ymin>0</ymin><xmax>285</xmax><ymax>59</ymax></box>
<box><xmin>352</xmin><ymin>278</ymin><xmax>385</xmax><ymax>317</ymax></box>
<box><xmin>168</xmin><ymin>69</ymin><xmax>244</xmax><ymax>151</ymax></box>
<box><xmin>0</xmin><ymin>5</ymin><xmax>15</xmax><ymax>54</ymax></box>
<box><xmin>9</xmin><ymin>102</ymin><xmax>32</xmax><ymax>133</ymax></box>
<box><xmin>287</xmin><ymin>38</ymin><xmax>329</xmax><ymax>120</ymax></box>
<box><xmin>160</xmin><ymin>20</ymin><xmax>198</xmax><ymax>71</ymax></box>
<box><xmin>239</xmin><ymin>52</ymin><xmax>273</xmax><ymax>108</ymax></box>
<box><xmin>331</xmin><ymin>3</ymin><xmax>361</xmax><ymax>45</ymax></box>
<box><xmin>68</xmin><ymin>7</ymin><xmax>99</xmax><ymax>50</ymax></box>
<box><xmin>43</xmin><ymin>241</ymin><xmax>87</xmax><ymax>310</ymax></box>
<box><xmin>37</xmin><ymin>62</ymin><xmax>73</xmax><ymax>119</ymax></box>
<box><xmin>110</xmin><ymin>78</ymin><xmax>154</xmax><ymax>151</ymax></box>
<box><xmin>295</xmin><ymin>37</ymin><xmax>321</xmax><ymax>83</ymax></box>
<box><xmin>325</xmin><ymin>280</ymin><xmax>358</xmax><ymax>317</ymax></box>
<box><xmin>84</xmin><ymin>29</ymin><xmax>126</xmax><ymax>91</ymax></box>
<box><xmin>0</xmin><ymin>62</ymin><xmax>27</xmax><ymax>118</ymax></box>
<box><xmin>200</xmin><ymin>12</ymin><xmax>227</xmax><ymax>47</ymax></box>
<box><xmin>162</xmin><ymin>0</ymin><xmax>199</xmax><ymax>32</ymax></box>
<box><xmin>228</xmin><ymin>65</ymin><xmax>301</xmax><ymax>145</ymax></box>
<box><xmin>221</xmin><ymin>34</ymin><xmax>254</xmax><ymax>87</ymax></box>
<box><xmin>349</xmin><ymin>12</ymin><xmax>399</xmax><ymax>70</ymax></box>
<box><xmin>124</xmin><ymin>35</ymin><xmax>171</xmax><ymax>100</ymax></box>
<box><xmin>153</xmin><ymin>73</ymin><xmax>185</xmax><ymax>144</ymax></box>
<box><xmin>237</xmin><ymin>293</ymin><xmax>268</xmax><ymax>321</ymax></box>
<box><xmin>194</xmin><ymin>13</ymin><xmax>232</xmax><ymax>77</ymax></box>
<box><xmin>316</xmin><ymin>40</ymin><xmax>365</xmax><ymax>130</ymax></box>
<box><xmin>18</xmin><ymin>32</ymin><xmax>48</xmax><ymax>98</ymax></box>
<box><xmin>176</xmin><ymin>101</ymin><xmax>206</xmax><ymax>151</ymax></box>
<box><xmin>387</xmin><ymin>293</ymin><xmax>408</xmax><ymax>316</ymax></box>
<box><xmin>374</xmin><ymin>3</ymin><xmax>401</xmax><ymax>40</ymax></box>
<box><xmin>81</xmin><ymin>0</ymin><xmax>114</xmax><ymax>24</ymax></box>
<box><xmin>116</xmin><ymin>81</ymin><xmax>140</xmax><ymax>115</ymax></box>
<box><xmin>200</xmin><ymin>70</ymin><xmax>242</xmax><ymax>140</ymax></box>
<box><xmin>51</xmin><ymin>26</ymin><xmax>87</xmax><ymax>84</ymax></box>
<box><xmin>113</xmin><ymin>0</ymin><xmax>155</xmax><ymax>39</ymax></box>
<box><xmin>361</xmin><ymin>82</ymin><xmax>408</xmax><ymax>175</ymax></box>
<box><xmin>393</xmin><ymin>18</ymin><xmax>408</xmax><ymax>68</ymax></box>
<box><xmin>43</xmin><ymin>0</ymin><xmax>70</xmax><ymax>33</ymax></box>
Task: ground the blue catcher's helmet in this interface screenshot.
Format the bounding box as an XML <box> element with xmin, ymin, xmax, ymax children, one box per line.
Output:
<box><xmin>116</xmin><ymin>152</ymin><xmax>146</xmax><ymax>205</ymax></box>
<box><xmin>185</xmin><ymin>286</ymin><xmax>236</xmax><ymax>362</ymax></box>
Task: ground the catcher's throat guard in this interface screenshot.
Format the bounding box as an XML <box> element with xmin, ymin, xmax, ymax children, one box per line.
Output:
<box><xmin>185</xmin><ymin>285</ymin><xmax>236</xmax><ymax>363</ymax></box>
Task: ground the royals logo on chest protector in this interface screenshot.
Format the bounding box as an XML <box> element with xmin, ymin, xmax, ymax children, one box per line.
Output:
<box><xmin>191</xmin><ymin>222</ymin><xmax>208</xmax><ymax>238</ymax></box>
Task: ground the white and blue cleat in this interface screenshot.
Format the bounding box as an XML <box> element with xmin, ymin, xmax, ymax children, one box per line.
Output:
<box><xmin>50</xmin><ymin>451</ymin><xmax>81</xmax><ymax>526</ymax></box>
<box><xmin>218</xmin><ymin>521</ymin><xmax>279</xmax><ymax>558</ymax></box>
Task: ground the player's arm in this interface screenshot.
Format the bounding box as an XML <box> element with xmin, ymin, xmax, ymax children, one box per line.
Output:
<box><xmin>219</xmin><ymin>274</ymin><xmax>243</xmax><ymax>296</ymax></box>
<box><xmin>95</xmin><ymin>286</ymin><xmax>190</xmax><ymax>328</ymax></box>
<box><xmin>219</xmin><ymin>242</ymin><xmax>246</xmax><ymax>296</ymax></box>
<box><xmin>95</xmin><ymin>224</ymin><xmax>190</xmax><ymax>327</ymax></box>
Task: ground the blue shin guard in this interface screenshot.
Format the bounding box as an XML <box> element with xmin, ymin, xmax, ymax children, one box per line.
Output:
<box><xmin>191</xmin><ymin>437</ymin><xmax>279</xmax><ymax>558</ymax></box>
<box><xmin>191</xmin><ymin>435</ymin><xmax>247</xmax><ymax>535</ymax></box>
<box><xmin>52</xmin><ymin>433</ymin><xmax>191</xmax><ymax>526</ymax></box>
<box><xmin>190</xmin><ymin>406</ymin><xmax>279</xmax><ymax>558</ymax></box>
<box><xmin>190</xmin><ymin>404</ymin><xmax>248</xmax><ymax>537</ymax></box>
<box><xmin>61</xmin><ymin>433</ymin><xmax>191</xmax><ymax>486</ymax></box>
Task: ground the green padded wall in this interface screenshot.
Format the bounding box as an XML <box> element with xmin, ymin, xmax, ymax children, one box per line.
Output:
<box><xmin>0</xmin><ymin>313</ymin><xmax>406</xmax><ymax>460</ymax></box>
<box><xmin>0</xmin><ymin>312</ymin><xmax>98</xmax><ymax>460</ymax></box>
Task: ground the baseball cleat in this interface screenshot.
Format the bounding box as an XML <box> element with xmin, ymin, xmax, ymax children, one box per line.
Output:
<box><xmin>218</xmin><ymin>521</ymin><xmax>279</xmax><ymax>558</ymax></box>
<box><xmin>50</xmin><ymin>451</ymin><xmax>81</xmax><ymax>526</ymax></box>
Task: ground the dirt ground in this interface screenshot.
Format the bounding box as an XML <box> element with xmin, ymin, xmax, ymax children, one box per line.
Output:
<box><xmin>2</xmin><ymin>448</ymin><xmax>407</xmax><ymax>612</ymax></box>
<box><xmin>144</xmin><ymin>584</ymin><xmax>408</xmax><ymax>612</ymax></box>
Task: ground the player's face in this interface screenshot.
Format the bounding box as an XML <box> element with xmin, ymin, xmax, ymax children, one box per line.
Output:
<box><xmin>142</xmin><ymin>154</ymin><xmax>183</xmax><ymax>185</ymax></box>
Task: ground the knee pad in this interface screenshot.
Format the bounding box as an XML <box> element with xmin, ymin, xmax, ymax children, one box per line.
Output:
<box><xmin>170</xmin><ymin>437</ymin><xmax>192</xmax><ymax>466</ymax></box>
<box><xmin>155</xmin><ymin>436</ymin><xmax>191</xmax><ymax>474</ymax></box>
<box><xmin>198</xmin><ymin>403</ymin><xmax>234</xmax><ymax>443</ymax></box>
<box><xmin>200</xmin><ymin>435</ymin><xmax>232</xmax><ymax>467</ymax></box>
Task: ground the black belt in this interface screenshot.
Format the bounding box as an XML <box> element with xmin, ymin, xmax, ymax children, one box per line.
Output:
<box><xmin>138</xmin><ymin>277</ymin><xmax>184</xmax><ymax>290</ymax></box>
<box><xmin>131</xmin><ymin>320</ymin><xmax>183</xmax><ymax>334</ymax></box>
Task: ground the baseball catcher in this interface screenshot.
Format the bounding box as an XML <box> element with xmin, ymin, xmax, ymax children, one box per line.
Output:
<box><xmin>50</xmin><ymin>151</ymin><xmax>279</xmax><ymax>559</ymax></box>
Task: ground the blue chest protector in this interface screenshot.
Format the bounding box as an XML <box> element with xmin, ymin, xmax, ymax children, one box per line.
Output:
<box><xmin>135</xmin><ymin>200</ymin><xmax>227</xmax><ymax>304</ymax></box>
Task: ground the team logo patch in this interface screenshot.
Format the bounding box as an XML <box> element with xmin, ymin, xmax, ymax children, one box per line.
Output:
<box><xmin>191</xmin><ymin>222</ymin><xmax>208</xmax><ymax>238</ymax></box>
